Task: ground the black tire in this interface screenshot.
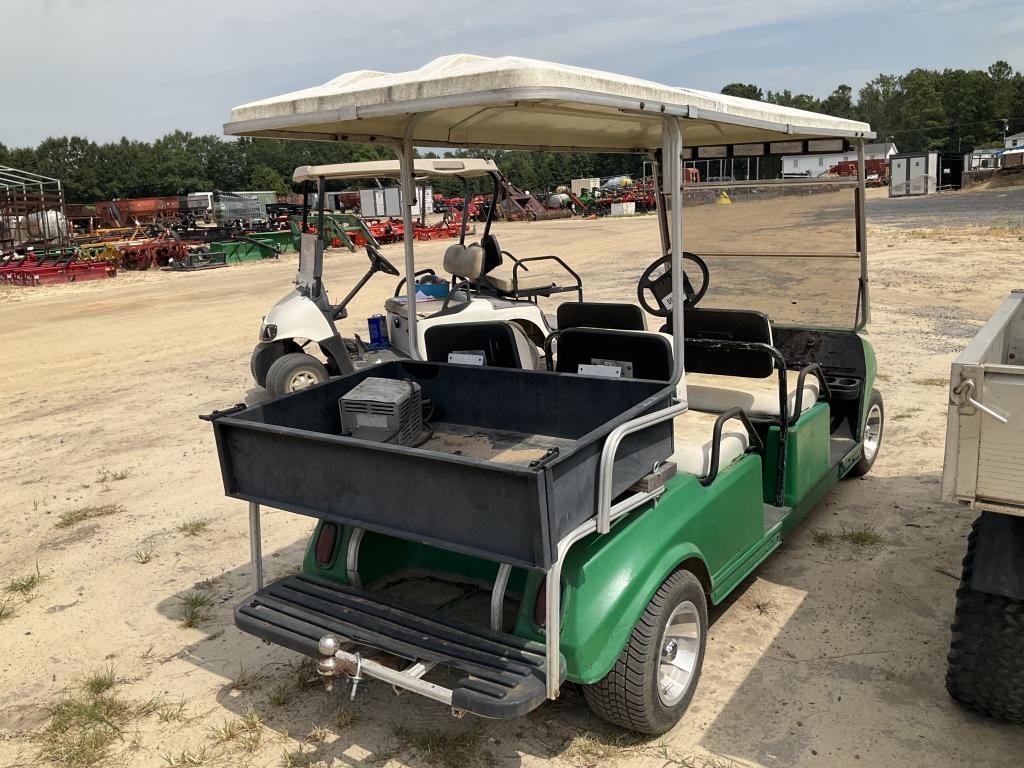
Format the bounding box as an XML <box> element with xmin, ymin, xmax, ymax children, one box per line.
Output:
<box><xmin>582</xmin><ymin>569</ymin><xmax>707</xmax><ymax>734</ymax></box>
<box><xmin>265</xmin><ymin>353</ymin><xmax>329</xmax><ymax>397</ymax></box>
<box><xmin>946</xmin><ymin>517</ymin><xmax>1024</xmax><ymax>723</ymax></box>
<box><xmin>849</xmin><ymin>388</ymin><xmax>883</xmax><ymax>477</ymax></box>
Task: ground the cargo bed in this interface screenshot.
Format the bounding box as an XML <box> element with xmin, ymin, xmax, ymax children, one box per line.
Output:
<box><xmin>210</xmin><ymin>361</ymin><xmax>673</xmax><ymax>568</ymax></box>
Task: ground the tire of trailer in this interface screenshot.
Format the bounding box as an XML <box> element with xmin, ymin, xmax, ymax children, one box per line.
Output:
<box><xmin>849</xmin><ymin>388</ymin><xmax>884</xmax><ymax>477</ymax></box>
<box><xmin>946</xmin><ymin>516</ymin><xmax>1024</xmax><ymax>723</ymax></box>
<box><xmin>265</xmin><ymin>353</ymin><xmax>329</xmax><ymax>398</ymax></box>
<box><xmin>582</xmin><ymin>569</ymin><xmax>707</xmax><ymax>734</ymax></box>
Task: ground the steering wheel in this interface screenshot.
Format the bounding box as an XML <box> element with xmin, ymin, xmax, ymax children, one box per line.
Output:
<box><xmin>636</xmin><ymin>251</ymin><xmax>710</xmax><ymax>317</ymax></box>
<box><xmin>366</xmin><ymin>244</ymin><xmax>400</xmax><ymax>276</ymax></box>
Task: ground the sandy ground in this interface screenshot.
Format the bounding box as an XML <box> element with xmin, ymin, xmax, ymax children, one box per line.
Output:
<box><xmin>2</xmin><ymin>200</ymin><xmax>1024</xmax><ymax>768</ymax></box>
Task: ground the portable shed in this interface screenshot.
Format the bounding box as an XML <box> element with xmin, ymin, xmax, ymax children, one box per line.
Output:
<box><xmin>889</xmin><ymin>152</ymin><xmax>938</xmax><ymax>197</ymax></box>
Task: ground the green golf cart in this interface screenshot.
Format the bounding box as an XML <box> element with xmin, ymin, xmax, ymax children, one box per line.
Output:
<box><xmin>207</xmin><ymin>54</ymin><xmax>882</xmax><ymax>734</ymax></box>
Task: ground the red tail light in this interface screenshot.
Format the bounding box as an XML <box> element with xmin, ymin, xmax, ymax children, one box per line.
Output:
<box><xmin>314</xmin><ymin>523</ymin><xmax>338</xmax><ymax>566</ymax></box>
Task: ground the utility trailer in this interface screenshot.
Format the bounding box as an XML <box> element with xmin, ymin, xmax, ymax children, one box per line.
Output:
<box><xmin>209</xmin><ymin>54</ymin><xmax>883</xmax><ymax>733</ymax></box>
<box><xmin>942</xmin><ymin>289</ymin><xmax>1024</xmax><ymax>723</ymax></box>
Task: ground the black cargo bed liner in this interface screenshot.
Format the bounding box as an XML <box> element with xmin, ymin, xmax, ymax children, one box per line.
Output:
<box><xmin>236</xmin><ymin>574</ymin><xmax>562</xmax><ymax>718</ymax></box>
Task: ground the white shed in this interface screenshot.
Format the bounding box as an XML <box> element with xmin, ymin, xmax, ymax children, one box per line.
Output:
<box><xmin>889</xmin><ymin>152</ymin><xmax>939</xmax><ymax>197</ymax></box>
<box><xmin>1004</xmin><ymin>132</ymin><xmax>1024</xmax><ymax>149</ymax></box>
<box><xmin>782</xmin><ymin>141</ymin><xmax>897</xmax><ymax>178</ymax></box>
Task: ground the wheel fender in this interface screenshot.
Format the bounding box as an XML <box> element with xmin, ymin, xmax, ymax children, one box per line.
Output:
<box><xmin>857</xmin><ymin>337</ymin><xmax>878</xmax><ymax>439</ymax></box>
<box><xmin>554</xmin><ymin>516</ymin><xmax>711</xmax><ymax>684</ymax></box>
<box><xmin>265</xmin><ymin>289</ymin><xmax>335</xmax><ymax>343</ymax></box>
<box><xmin>251</xmin><ymin>339</ymin><xmax>300</xmax><ymax>387</ymax></box>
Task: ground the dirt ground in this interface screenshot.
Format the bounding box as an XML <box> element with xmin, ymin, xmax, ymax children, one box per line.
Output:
<box><xmin>2</xmin><ymin>199</ymin><xmax>1024</xmax><ymax>767</ymax></box>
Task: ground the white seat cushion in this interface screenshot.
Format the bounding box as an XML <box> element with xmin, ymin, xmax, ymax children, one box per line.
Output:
<box><xmin>671</xmin><ymin>409</ymin><xmax>749</xmax><ymax>478</ymax></box>
<box><xmin>443</xmin><ymin>243</ymin><xmax>485</xmax><ymax>279</ymax></box>
<box><xmin>481</xmin><ymin>263</ymin><xmax>557</xmax><ymax>293</ymax></box>
<box><xmin>686</xmin><ymin>370</ymin><xmax>819</xmax><ymax>418</ymax></box>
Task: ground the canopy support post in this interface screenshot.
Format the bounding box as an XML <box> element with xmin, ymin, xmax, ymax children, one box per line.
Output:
<box><xmin>397</xmin><ymin>119</ymin><xmax>421</xmax><ymax>359</ymax></box>
<box><xmin>855</xmin><ymin>139</ymin><xmax>870</xmax><ymax>327</ymax></box>
<box><xmin>662</xmin><ymin>116</ymin><xmax>687</xmax><ymax>392</ymax></box>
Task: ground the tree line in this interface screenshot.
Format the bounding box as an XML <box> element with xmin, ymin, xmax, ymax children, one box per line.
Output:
<box><xmin>2</xmin><ymin>60</ymin><xmax>1021</xmax><ymax>205</ymax></box>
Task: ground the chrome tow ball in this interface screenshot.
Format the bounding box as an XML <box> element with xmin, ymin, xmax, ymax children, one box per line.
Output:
<box><xmin>317</xmin><ymin>634</ymin><xmax>342</xmax><ymax>692</ymax></box>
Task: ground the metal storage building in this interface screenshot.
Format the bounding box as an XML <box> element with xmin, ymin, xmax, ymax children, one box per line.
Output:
<box><xmin>889</xmin><ymin>152</ymin><xmax>939</xmax><ymax>197</ymax></box>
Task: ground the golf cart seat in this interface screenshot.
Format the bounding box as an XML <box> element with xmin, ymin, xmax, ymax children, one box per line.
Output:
<box><xmin>682</xmin><ymin>308</ymin><xmax>824</xmax><ymax>421</ymax></box>
<box><xmin>554</xmin><ymin>327</ymin><xmax>755</xmax><ymax>480</ymax></box>
<box><xmin>443</xmin><ymin>237</ymin><xmax>581</xmax><ymax>300</ymax></box>
<box><xmin>556</xmin><ymin>301</ymin><xmax>646</xmax><ymax>332</ymax></box>
<box><xmin>424</xmin><ymin>320</ymin><xmax>540</xmax><ymax>369</ymax></box>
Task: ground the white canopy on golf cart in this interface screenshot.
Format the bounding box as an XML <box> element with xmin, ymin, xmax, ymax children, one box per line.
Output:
<box><xmin>226</xmin><ymin>54</ymin><xmax>873</xmax><ymax>150</ymax></box>
<box><xmin>292</xmin><ymin>158</ymin><xmax>499</xmax><ymax>184</ymax></box>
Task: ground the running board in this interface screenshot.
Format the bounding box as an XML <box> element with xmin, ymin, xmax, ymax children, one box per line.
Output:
<box><xmin>235</xmin><ymin>575</ymin><xmax>564</xmax><ymax>719</ymax></box>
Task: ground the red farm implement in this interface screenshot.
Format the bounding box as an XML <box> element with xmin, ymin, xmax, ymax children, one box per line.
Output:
<box><xmin>1</xmin><ymin>249</ymin><xmax>116</xmax><ymax>286</ymax></box>
<box><xmin>115</xmin><ymin>233</ymin><xmax>195</xmax><ymax>270</ymax></box>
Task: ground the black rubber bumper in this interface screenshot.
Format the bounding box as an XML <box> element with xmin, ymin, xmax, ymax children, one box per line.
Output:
<box><xmin>235</xmin><ymin>575</ymin><xmax>564</xmax><ymax>719</ymax></box>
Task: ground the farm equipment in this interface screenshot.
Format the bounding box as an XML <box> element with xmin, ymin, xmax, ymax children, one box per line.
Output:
<box><xmin>214</xmin><ymin>54</ymin><xmax>882</xmax><ymax>733</ymax></box>
<box><xmin>0</xmin><ymin>247</ymin><xmax>116</xmax><ymax>286</ymax></box>
<box><xmin>942</xmin><ymin>290</ymin><xmax>1024</xmax><ymax>723</ymax></box>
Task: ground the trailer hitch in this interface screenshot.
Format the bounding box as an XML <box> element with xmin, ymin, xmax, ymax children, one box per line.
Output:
<box><xmin>317</xmin><ymin>634</ymin><xmax>365</xmax><ymax>699</ymax></box>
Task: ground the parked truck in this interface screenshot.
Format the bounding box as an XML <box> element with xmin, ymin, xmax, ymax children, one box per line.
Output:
<box><xmin>942</xmin><ymin>289</ymin><xmax>1024</xmax><ymax>723</ymax></box>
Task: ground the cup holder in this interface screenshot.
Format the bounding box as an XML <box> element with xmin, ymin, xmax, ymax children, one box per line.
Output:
<box><xmin>824</xmin><ymin>375</ymin><xmax>860</xmax><ymax>400</ymax></box>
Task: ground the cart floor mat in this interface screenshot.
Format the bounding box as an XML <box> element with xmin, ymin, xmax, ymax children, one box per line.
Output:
<box><xmin>235</xmin><ymin>574</ymin><xmax>563</xmax><ymax>718</ymax></box>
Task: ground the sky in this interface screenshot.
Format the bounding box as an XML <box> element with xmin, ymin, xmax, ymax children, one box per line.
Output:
<box><xmin>2</xmin><ymin>0</ymin><xmax>1022</xmax><ymax>148</ymax></box>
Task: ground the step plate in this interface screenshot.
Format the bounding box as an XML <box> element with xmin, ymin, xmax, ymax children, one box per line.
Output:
<box><xmin>235</xmin><ymin>575</ymin><xmax>564</xmax><ymax>718</ymax></box>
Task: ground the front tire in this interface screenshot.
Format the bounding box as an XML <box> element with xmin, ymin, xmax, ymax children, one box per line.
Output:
<box><xmin>849</xmin><ymin>388</ymin><xmax>883</xmax><ymax>477</ymax></box>
<box><xmin>265</xmin><ymin>353</ymin><xmax>329</xmax><ymax>397</ymax></box>
<box><xmin>582</xmin><ymin>569</ymin><xmax>707</xmax><ymax>734</ymax></box>
<box><xmin>946</xmin><ymin>517</ymin><xmax>1024</xmax><ymax>723</ymax></box>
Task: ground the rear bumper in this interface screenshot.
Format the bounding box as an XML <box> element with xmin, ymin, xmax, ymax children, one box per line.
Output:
<box><xmin>235</xmin><ymin>575</ymin><xmax>564</xmax><ymax>719</ymax></box>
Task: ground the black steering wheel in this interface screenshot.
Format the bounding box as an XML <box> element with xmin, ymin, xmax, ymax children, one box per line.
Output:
<box><xmin>637</xmin><ymin>251</ymin><xmax>710</xmax><ymax>317</ymax></box>
<box><xmin>366</xmin><ymin>244</ymin><xmax>400</xmax><ymax>276</ymax></box>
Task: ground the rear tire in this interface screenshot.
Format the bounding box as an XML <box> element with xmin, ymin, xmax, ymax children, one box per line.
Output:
<box><xmin>265</xmin><ymin>353</ymin><xmax>329</xmax><ymax>397</ymax></box>
<box><xmin>946</xmin><ymin>517</ymin><xmax>1024</xmax><ymax>723</ymax></box>
<box><xmin>849</xmin><ymin>388</ymin><xmax>883</xmax><ymax>477</ymax></box>
<box><xmin>582</xmin><ymin>569</ymin><xmax>707</xmax><ymax>734</ymax></box>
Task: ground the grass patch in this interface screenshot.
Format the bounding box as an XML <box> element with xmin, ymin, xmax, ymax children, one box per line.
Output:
<box><xmin>839</xmin><ymin>525</ymin><xmax>885</xmax><ymax>546</ymax></box>
<box><xmin>209</xmin><ymin>718</ymin><xmax>242</xmax><ymax>743</ymax></box>
<box><xmin>0</xmin><ymin>596</ymin><xmax>17</xmax><ymax>622</ymax></box>
<box><xmin>6</xmin><ymin>563</ymin><xmax>46</xmax><ymax>598</ymax></box>
<box><xmin>56</xmin><ymin>503</ymin><xmax>124</xmax><ymax>529</ymax></box>
<box><xmin>335</xmin><ymin>706</ymin><xmax>359</xmax><ymax>729</ymax></box>
<box><xmin>391</xmin><ymin>724</ymin><xmax>483</xmax><ymax>768</ymax></box>
<box><xmin>230</xmin><ymin>665</ymin><xmax>260</xmax><ymax>692</ymax></box>
<box><xmin>237</xmin><ymin>708</ymin><xmax>264</xmax><ymax>753</ymax></box>
<box><xmin>177</xmin><ymin>592</ymin><xmax>214</xmax><ymax>629</ymax></box>
<box><xmin>161</xmin><ymin>745</ymin><xmax>209</xmax><ymax>766</ymax></box>
<box><xmin>158</xmin><ymin>697</ymin><xmax>187</xmax><ymax>722</ymax></box>
<box><xmin>751</xmin><ymin>597</ymin><xmax>776</xmax><ymax>617</ymax></box>
<box><xmin>134</xmin><ymin>548</ymin><xmax>157</xmax><ymax>564</ymax></box>
<box><xmin>810</xmin><ymin>529</ymin><xmax>835</xmax><ymax>544</ymax></box>
<box><xmin>562</xmin><ymin>732</ymin><xmax>624</xmax><ymax>765</ymax></box>
<box><xmin>97</xmin><ymin>467</ymin><xmax>130</xmax><ymax>483</ymax></box>
<box><xmin>178</xmin><ymin>518</ymin><xmax>210</xmax><ymax>537</ymax></box>
<box><xmin>892</xmin><ymin>407</ymin><xmax>923</xmax><ymax>421</ymax></box>
<box><xmin>281</xmin><ymin>746</ymin><xmax>314</xmax><ymax>767</ymax></box>
<box><xmin>39</xmin><ymin>667</ymin><xmax>153</xmax><ymax>768</ymax></box>
<box><xmin>268</xmin><ymin>680</ymin><xmax>292</xmax><ymax>707</ymax></box>
<box><xmin>913</xmin><ymin>376</ymin><xmax>948</xmax><ymax>387</ymax></box>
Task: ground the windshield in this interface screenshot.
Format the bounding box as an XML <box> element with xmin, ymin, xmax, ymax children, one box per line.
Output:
<box><xmin>681</xmin><ymin>180</ymin><xmax>862</xmax><ymax>329</ymax></box>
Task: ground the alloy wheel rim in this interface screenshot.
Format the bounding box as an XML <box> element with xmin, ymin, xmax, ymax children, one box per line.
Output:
<box><xmin>288</xmin><ymin>370</ymin><xmax>319</xmax><ymax>391</ymax></box>
<box><xmin>657</xmin><ymin>600</ymin><xmax>701</xmax><ymax>707</ymax></box>
<box><xmin>863</xmin><ymin>403</ymin><xmax>883</xmax><ymax>461</ymax></box>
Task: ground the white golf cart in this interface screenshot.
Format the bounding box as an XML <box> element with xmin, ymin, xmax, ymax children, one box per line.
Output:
<box><xmin>252</xmin><ymin>158</ymin><xmax>582</xmax><ymax>395</ymax></box>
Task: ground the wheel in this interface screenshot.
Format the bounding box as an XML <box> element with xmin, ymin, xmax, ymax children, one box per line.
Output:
<box><xmin>265</xmin><ymin>353</ymin><xmax>329</xmax><ymax>397</ymax></box>
<box><xmin>848</xmin><ymin>388</ymin><xmax>883</xmax><ymax>477</ymax></box>
<box><xmin>582</xmin><ymin>569</ymin><xmax>707</xmax><ymax>734</ymax></box>
<box><xmin>946</xmin><ymin>517</ymin><xmax>1024</xmax><ymax>723</ymax></box>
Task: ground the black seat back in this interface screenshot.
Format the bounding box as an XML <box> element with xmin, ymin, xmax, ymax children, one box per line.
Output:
<box><xmin>555</xmin><ymin>328</ymin><xmax>672</xmax><ymax>381</ymax></box>
<box><xmin>683</xmin><ymin>308</ymin><xmax>774</xmax><ymax>378</ymax></box>
<box><xmin>424</xmin><ymin>321</ymin><xmax>525</xmax><ymax>369</ymax></box>
<box><xmin>557</xmin><ymin>302</ymin><xmax>646</xmax><ymax>332</ymax></box>
<box><xmin>479</xmin><ymin>233</ymin><xmax>503</xmax><ymax>276</ymax></box>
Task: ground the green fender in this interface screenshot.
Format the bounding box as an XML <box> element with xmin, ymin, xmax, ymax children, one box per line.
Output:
<box><xmin>517</xmin><ymin>456</ymin><xmax>765</xmax><ymax>684</ymax></box>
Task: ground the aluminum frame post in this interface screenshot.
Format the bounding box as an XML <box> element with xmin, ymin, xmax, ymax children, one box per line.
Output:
<box><xmin>856</xmin><ymin>139</ymin><xmax>870</xmax><ymax>326</ymax></box>
<box><xmin>397</xmin><ymin>118</ymin><xmax>421</xmax><ymax>359</ymax></box>
<box><xmin>662</xmin><ymin>116</ymin><xmax>687</xmax><ymax>389</ymax></box>
<box><xmin>248</xmin><ymin>502</ymin><xmax>263</xmax><ymax>592</ymax></box>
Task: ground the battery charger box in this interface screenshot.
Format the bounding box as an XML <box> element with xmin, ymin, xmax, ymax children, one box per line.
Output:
<box><xmin>339</xmin><ymin>377</ymin><xmax>422</xmax><ymax>446</ymax></box>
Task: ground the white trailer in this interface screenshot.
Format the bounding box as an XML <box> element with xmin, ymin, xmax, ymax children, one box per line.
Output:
<box><xmin>942</xmin><ymin>289</ymin><xmax>1024</xmax><ymax>723</ymax></box>
<box><xmin>358</xmin><ymin>184</ymin><xmax>432</xmax><ymax>217</ymax></box>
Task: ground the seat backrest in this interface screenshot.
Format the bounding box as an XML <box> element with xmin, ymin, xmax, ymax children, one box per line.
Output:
<box><xmin>479</xmin><ymin>233</ymin><xmax>503</xmax><ymax>276</ymax></box>
<box><xmin>442</xmin><ymin>243</ymin><xmax>486</xmax><ymax>280</ymax></box>
<box><xmin>555</xmin><ymin>328</ymin><xmax>673</xmax><ymax>381</ymax></box>
<box><xmin>683</xmin><ymin>308</ymin><xmax>774</xmax><ymax>378</ymax></box>
<box><xmin>556</xmin><ymin>302</ymin><xmax>647</xmax><ymax>332</ymax></box>
<box><xmin>424</xmin><ymin>321</ymin><xmax>538</xmax><ymax>370</ymax></box>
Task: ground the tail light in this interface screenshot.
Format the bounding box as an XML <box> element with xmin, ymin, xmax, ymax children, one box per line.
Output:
<box><xmin>314</xmin><ymin>523</ymin><xmax>338</xmax><ymax>566</ymax></box>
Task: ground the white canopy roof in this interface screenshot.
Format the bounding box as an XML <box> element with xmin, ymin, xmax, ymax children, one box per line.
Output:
<box><xmin>226</xmin><ymin>54</ymin><xmax>873</xmax><ymax>152</ymax></box>
<box><xmin>292</xmin><ymin>158</ymin><xmax>498</xmax><ymax>184</ymax></box>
